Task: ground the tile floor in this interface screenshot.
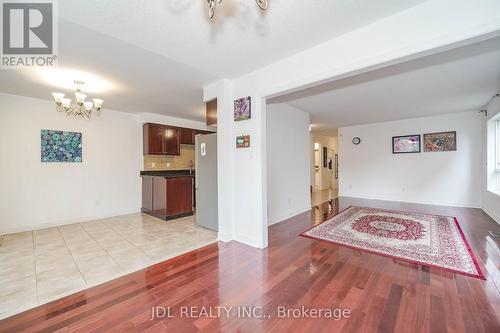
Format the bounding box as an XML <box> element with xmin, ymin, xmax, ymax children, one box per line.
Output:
<box><xmin>0</xmin><ymin>213</ymin><xmax>217</xmax><ymax>320</ymax></box>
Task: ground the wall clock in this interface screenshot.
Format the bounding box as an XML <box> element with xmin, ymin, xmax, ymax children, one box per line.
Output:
<box><xmin>352</xmin><ymin>137</ymin><xmax>361</xmax><ymax>145</ymax></box>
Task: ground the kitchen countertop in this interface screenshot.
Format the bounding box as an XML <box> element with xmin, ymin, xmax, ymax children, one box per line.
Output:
<box><xmin>140</xmin><ymin>170</ymin><xmax>195</xmax><ymax>178</ymax></box>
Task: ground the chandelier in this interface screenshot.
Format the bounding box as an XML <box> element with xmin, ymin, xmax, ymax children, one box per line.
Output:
<box><xmin>207</xmin><ymin>0</ymin><xmax>268</xmax><ymax>19</ymax></box>
<box><xmin>51</xmin><ymin>80</ymin><xmax>104</xmax><ymax>118</ymax></box>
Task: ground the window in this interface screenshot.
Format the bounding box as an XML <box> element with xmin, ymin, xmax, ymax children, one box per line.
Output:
<box><xmin>497</xmin><ymin>119</ymin><xmax>500</xmax><ymax>172</ymax></box>
<box><xmin>487</xmin><ymin>116</ymin><xmax>500</xmax><ymax>194</ymax></box>
<box><xmin>496</xmin><ymin>119</ymin><xmax>500</xmax><ymax>192</ymax></box>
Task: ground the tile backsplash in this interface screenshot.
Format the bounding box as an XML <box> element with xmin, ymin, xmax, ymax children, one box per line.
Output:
<box><xmin>144</xmin><ymin>145</ymin><xmax>195</xmax><ymax>171</ymax></box>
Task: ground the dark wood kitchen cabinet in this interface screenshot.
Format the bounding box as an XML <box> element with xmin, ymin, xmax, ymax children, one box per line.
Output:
<box><xmin>144</xmin><ymin>123</ymin><xmax>165</xmax><ymax>155</ymax></box>
<box><xmin>180</xmin><ymin>128</ymin><xmax>195</xmax><ymax>145</ymax></box>
<box><xmin>206</xmin><ymin>99</ymin><xmax>217</xmax><ymax>126</ymax></box>
<box><xmin>141</xmin><ymin>175</ymin><xmax>194</xmax><ymax>220</ymax></box>
<box><xmin>164</xmin><ymin>126</ymin><xmax>180</xmax><ymax>155</ymax></box>
<box><xmin>166</xmin><ymin>177</ymin><xmax>193</xmax><ymax>216</ymax></box>
<box><xmin>143</xmin><ymin>123</ymin><xmax>215</xmax><ymax>155</ymax></box>
<box><xmin>143</xmin><ymin>123</ymin><xmax>180</xmax><ymax>155</ymax></box>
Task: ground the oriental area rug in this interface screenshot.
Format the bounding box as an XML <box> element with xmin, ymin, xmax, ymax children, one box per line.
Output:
<box><xmin>301</xmin><ymin>206</ymin><xmax>485</xmax><ymax>279</ymax></box>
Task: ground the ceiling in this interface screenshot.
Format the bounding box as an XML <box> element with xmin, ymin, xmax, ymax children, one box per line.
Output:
<box><xmin>0</xmin><ymin>20</ymin><xmax>216</xmax><ymax>120</ymax></box>
<box><xmin>0</xmin><ymin>0</ymin><xmax>427</xmax><ymax>121</ymax></box>
<box><xmin>271</xmin><ymin>37</ymin><xmax>500</xmax><ymax>135</ymax></box>
<box><xmin>56</xmin><ymin>0</ymin><xmax>426</xmax><ymax>78</ymax></box>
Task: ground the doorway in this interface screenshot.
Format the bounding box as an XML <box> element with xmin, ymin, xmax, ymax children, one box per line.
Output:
<box><xmin>311</xmin><ymin>132</ymin><xmax>339</xmax><ymax>207</ymax></box>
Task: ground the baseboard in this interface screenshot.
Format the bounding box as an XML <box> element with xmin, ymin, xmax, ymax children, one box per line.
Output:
<box><xmin>217</xmin><ymin>232</ymin><xmax>233</xmax><ymax>242</ymax></box>
<box><xmin>341</xmin><ymin>193</ymin><xmax>481</xmax><ymax>209</ymax></box>
<box><xmin>233</xmin><ymin>233</ymin><xmax>267</xmax><ymax>249</ymax></box>
<box><xmin>268</xmin><ymin>205</ymin><xmax>311</xmax><ymax>226</ymax></box>
<box><xmin>482</xmin><ymin>206</ymin><xmax>500</xmax><ymax>225</ymax></box>
<box><xmin>0</xmin><ymin>209</ymin><xmax>141</xmax><ymax>235</ymax></box>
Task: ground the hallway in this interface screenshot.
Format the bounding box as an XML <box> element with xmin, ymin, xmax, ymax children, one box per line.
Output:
<box><xmin>311</xmin><ymin>188</ymin><xmax>339</xmax><ymax>206</ymax></box>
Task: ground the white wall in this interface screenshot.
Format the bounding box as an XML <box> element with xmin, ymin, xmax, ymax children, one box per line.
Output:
<box><xmin>339</xmin><ymin>111</ymin><xmax>483</xmax><ymax>207</ymax></box>
<box><xmin>483</xmin><ymin>97</ymin><xmax>500</xmax><ymax>224</ymax></box>
<box><xmin>0</xmin><ymin>94</ymin><xmax>214</xmax><ymax>235</ymax></box>
<box><xmin>266</xmin><ymin>104</ymin><xmax>310</xmax><ymax>225</ymax></box>
<box><xmin>0</xmin><ymin>94</ymin><xmax>144</xmax><ymax>234</ymax></box>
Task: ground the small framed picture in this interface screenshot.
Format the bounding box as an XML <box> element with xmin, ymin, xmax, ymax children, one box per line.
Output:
<box><xmin>236</xmin><ymin>135</ymin><xmax>250</xmax><ymax>148</ymax></box>
<box><xmin>392</xmin><ymin>134</ymin><xmax>421</xmax><ymax>154</ymax></box>
<box><xmin>423</xmin><ymin>131</ymin><xmax>457</xmax><ymax>152</ymax></box>
<box><xmin>234</xmin><ymin>96</ymin><xmax>251</xmax><ymax>121</ymax></box>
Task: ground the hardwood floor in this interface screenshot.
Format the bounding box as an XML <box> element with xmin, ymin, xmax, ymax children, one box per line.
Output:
<box><xmin>1</xmin><ymin>197</ymin><xmax>499</xmax><ymax>332</ymax></box>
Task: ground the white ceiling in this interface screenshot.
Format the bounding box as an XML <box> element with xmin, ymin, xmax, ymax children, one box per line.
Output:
<box><xmin>0</xmin><ymin>0</ymin><xmax>426</xmax><ymax>121</ymax></box>
<box><xmin>0</xmin><ymin>20</ymin><xmax>216</xmax><ymax>120</ymax></box>
<box><xmin>271</xmin><ymin>37</ymin><xmax>500</xmax><ymax>134</ymax></box>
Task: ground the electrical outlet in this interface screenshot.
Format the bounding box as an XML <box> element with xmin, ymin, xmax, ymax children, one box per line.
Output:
<box><xmin>152</xmin><ymin>162</ymin><xmax>156</xmax><ymax>168</ymax></box>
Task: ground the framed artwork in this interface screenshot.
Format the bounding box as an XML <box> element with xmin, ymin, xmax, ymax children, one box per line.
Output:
<box><xmin>423</xmin><ymin>131</ymin><xmax>457</xmax><ymax>152</ymax></box>
<box><xmin>234</xmin><ymin>96</ymin><xmax>251</xmax><ymax>121</ymax></box>
<box><xmin>392</xmin><ymin>134</ymin><xmax>421</xmax><ymax>154</ymax></box>
<box><xmin>236</xmin><ymin>135</ymin><xmax>250</xmax><ymax>148</ymax></box>
<box><xmin>41</xmin><ymin>129</ymin><xmax>82</xmax><ymax>162</ymax></box>
<box><xmin>323</xmin><ymin>147</ymin><xmax>328</xmax><ymax>168</ymax></box>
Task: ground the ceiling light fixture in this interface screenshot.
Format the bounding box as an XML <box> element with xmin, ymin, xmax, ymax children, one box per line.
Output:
<box><xmin>52</xmin><ymin>80</ymin><xmax>104</xmax><ymax>118</ymax></box>
<box><xmin>207</xmin><ymin>0</ymin><xmax>268</xmax><ymax>19</ymax></box>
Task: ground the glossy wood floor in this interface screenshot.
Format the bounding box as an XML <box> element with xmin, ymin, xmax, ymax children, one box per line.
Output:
<box><xmin>1</xmin><ymin>197</ymin><xmax>499</xmax><ymax>332</ymax></box>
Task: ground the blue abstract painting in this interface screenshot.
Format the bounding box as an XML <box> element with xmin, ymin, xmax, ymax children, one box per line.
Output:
<box><xmin>41</xmin><ymin>129</ymin><xmax>82</xmax><ymax>163</ymax></box>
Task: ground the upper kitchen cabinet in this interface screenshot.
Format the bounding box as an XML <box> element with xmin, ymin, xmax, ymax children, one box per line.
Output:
<box><xmin>206</xmin><ymin>99</ymin><xmax>217</xmax><ymax>127</ymax></box>
<box><xmin>164</xmin><ymin>126</ymin><xmax>180</xmax><ymax>155</ymax></box>
<box><xmin>143</xmin><ymin>123</ymin><xmax>216</xmax><ymax>155</ymax></box>
<box><xmin>143</xmin><ymin>123</ymin><xmax>180</xmax><ymax>155</ymax></box>
<box><xmin>143</xmin><ymin>123</ymin><xmax>166</xmax><ymax>155</ymax></box>
<box><xmin>180</xmin><ymin>128</ymin><xmax>195</xmax><ymax>145</ymax></box>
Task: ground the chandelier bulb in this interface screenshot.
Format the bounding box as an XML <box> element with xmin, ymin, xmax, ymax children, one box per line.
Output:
<box><xmin>83</xmin><ymin>101</ymin><xmax>93</xmax><ymax>112</ymax></box>
<box><xmin>256</xmin><ymin>0</ymin><xmax>268</xmax><ymax>10</ymax></box>
<box><xmin>61</xmin><ymin>98</ymin><xmax>71</xmax><ymax>109</ymax></box>
<box><xmin>52</xmin><ymin>80</ymin><xmax>104</xmax><ymax>118</ymax></box>
<box><xmin>207</xmin><ymin>0</ymin><xmax>267</xmax><ymax>19</ymax></box>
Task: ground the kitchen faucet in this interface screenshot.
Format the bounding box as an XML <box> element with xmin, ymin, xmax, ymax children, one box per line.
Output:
<box><xmin>188</xmin><ymin>160</ymin><xmax>194</xmax><ymax>174</ymax></box>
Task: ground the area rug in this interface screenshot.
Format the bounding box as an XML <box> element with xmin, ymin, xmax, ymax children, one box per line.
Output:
<box><xmin>301</xmin><ymin>206</ymin><xmax>485</xmax><ymax>279</ymax></box>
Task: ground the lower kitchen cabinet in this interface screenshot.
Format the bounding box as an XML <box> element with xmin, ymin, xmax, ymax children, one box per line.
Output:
<box><xmin>141</xmin><ymin>175</ymin><xmax>193</xmax><ymax>220</ymax></box>
<box><xmin>166</xmin><ymin>177</ymin><xmax>193</xmax><ymax>216</ymax></box>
